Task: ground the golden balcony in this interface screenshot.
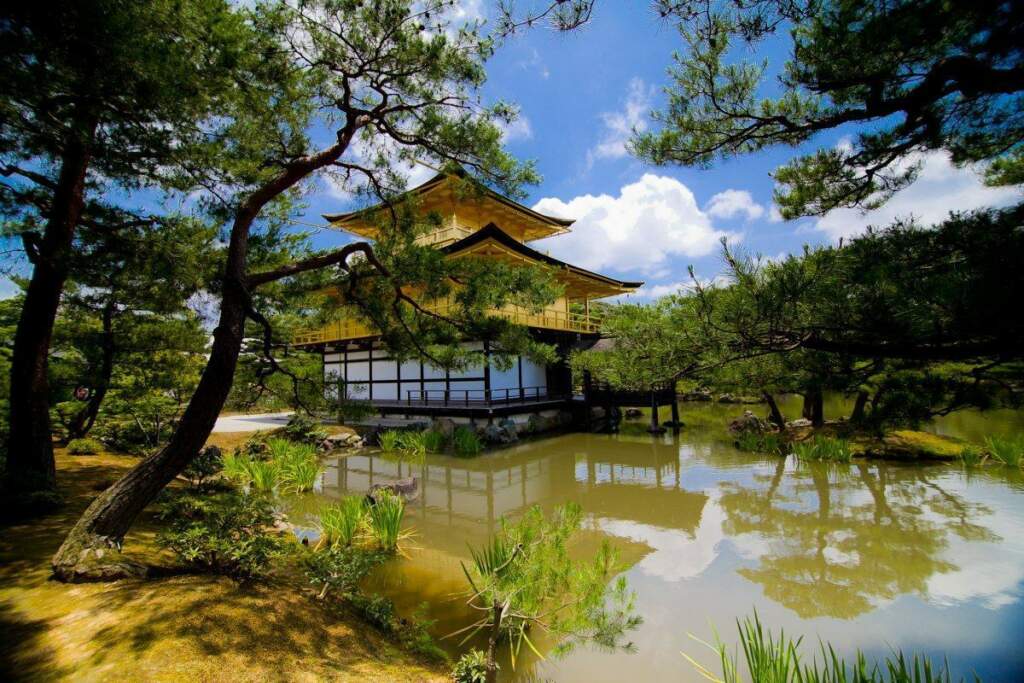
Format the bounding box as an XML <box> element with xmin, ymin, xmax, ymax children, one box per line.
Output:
<box><xmin>292</xmin><ymin>303</ymin><xmax>602</xmax><ymax>346</ymax></box>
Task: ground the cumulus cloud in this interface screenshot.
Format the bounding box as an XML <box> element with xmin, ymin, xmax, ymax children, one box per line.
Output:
<box><xmin>705</xmin><ymin>189</ymin><xmax>765</xmax><ymax>221</ymax></box>
<box><xmin>532</xmin><ymin>173</ymin><xmax>741</xmax><ymax>274</ymax></box>
<box><xmin>588</xmin><ymin>78</ymin><xmax>654</xmax><ymax>165</ymax></box>
<box><xmin>813</xmin><ymin>150</ymin><xmax>1022</xmax><ymax>240</ymax></box>
<box><xmin>519</xmin><ymin>47</ymin><xmax>550</xmax><ymax>79</ymax></box>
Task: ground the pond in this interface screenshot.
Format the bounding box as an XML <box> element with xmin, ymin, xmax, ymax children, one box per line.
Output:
<box><xmin>285</xmin><ymin>399</ymin><xmax>1024</xmax><ymax>682</ymax></box>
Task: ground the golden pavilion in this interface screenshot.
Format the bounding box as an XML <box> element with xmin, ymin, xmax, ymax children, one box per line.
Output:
<box><xmin>293</xmin><ymin>171</ymin><xmax>642</xmax><ymax>418</ymax></box>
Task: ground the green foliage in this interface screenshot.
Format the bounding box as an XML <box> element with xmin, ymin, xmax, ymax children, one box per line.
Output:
<box><xmin>422</xmin><ymin>430</ymin><xmax>447</xmax><ymax>453</ymax></box>
<box><xmin>66</xmin><ymin>438</ymin><xmax>103</xmax><ymax>455</ymax></box>
<box><xmin>400</xmin><ymin>603</ymin><xmax>448</xmax><ymax>662</ymax></box>
<box><xmin>684</xmin><ymin>611</ymin><xmax>972</xmax><ymax>683</ymax></box>
<box><xmin>633</xmin><ymin>0</ymin><xmax>1024</xmax><ymax>217</ymax></box>
<box><xmin>302</xmin><ymin>544</ymin><xmax>386</xmax><ymax>599</ymax></box>
<box><xmin>279</xmin><ymin>452</ymin><xmax>322</xmax><ymax>494</ymax></box>
<box><xmin>222</xmin><ymin>452</ymin><xmax>251</xmax><ymax>482</ymax></box>
<box><xmin>245</xmin><ymin>460</ymin><xmax>281</xmax><ymax>494</ymax></box>
<box><xmin>459</xmin><ymin>503</ymin><xmax>641</xmax><ymax>673</ymax></box>
<box><xmin>791</xmin><ymin>438</ymin><xmax>852</xmax><ymax>463</ymax></box>
<box><xmin>348</xmin><ymin>592</ymin><xmax>397</xmax><ymax>632</ymax></box>
<box><xmin>156</xmin><ymin>491</ymin><xmax>283</xmax><ymax>580</ymax></box>
<box><xmin>367</xmin><ymin>490</ymin><xmax>407</xmax><ymax>551</ymax></box>
<box><xmin>985</xmin><ymin>435</ymin><xmax>1024</xmax><ymax>468</ymax></box>
<box><xmin>958</xmin><ymin>445</ymin><xmax>987</xmax><ymax>467</ymax></box>
<box><xmin>452</xmin><ymin>427</ymin><xmax>483</xmax><ymax>457</ymax></box>
<box><xmin>318</xmin><ymin>497</ymin><xmax>368</xmax><ymax>549</ymax></box>
<box><xmin>183</xmin><ymin>447</ymin><xmax>224</xmax><ymax>488</ymax></box>
<box><xmin>379</xmin><ymin>430</ymin><xmax>403</xmax><ymax>453</ymax></box>
<box><xmin>280</xmin><ymin>414</ymin><xmax>328</xmax><ymax>445</ymax></box>
<box><xmin>451</xmin><ymin>650</ymin><xmax>491</xmax><ymax>683</ymax></box>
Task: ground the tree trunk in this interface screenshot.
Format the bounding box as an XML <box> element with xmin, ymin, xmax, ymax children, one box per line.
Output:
<box><xmin>763</xmin><ymin>392</ymin><xmax>785</xmax><ymax>429</ymax></box>
<box><xmin>802</xmin><ymin>389</ymin><xmax>824</xmax><ymax>427</ymax></box>
<box><xmin>51</xmin><ymin>130</ymin><xmax>356</xmax><ymax>581</ymax></box>
<box><xmin>65</xmin><ymin>302</ymin><xmax>116</xmax><ymax>439</ymax></box>
<box><xmin>485</xmin><ymin>600</ymin><xmax>503</xmax><ymax>683</ymax></box>
<box><xmin>850</xmin><ymin>390</ymin><xmax>869</xmax><ymax>424</ymax></box>
<box><xmin>6</xmin><ymin>115</ymin><xmax>97</xmax><ymax>493</ymax></box>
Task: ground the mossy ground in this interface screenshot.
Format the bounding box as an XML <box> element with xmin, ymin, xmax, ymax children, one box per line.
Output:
<box><xmin>785</xmin><ymin>422</ymin><xmax>971</xmax><ymax>461</ymax></box>
<box><xmin>0</xmin><ymin>444</ymin><xmax>444</xmax><ymax>682</ymax></box>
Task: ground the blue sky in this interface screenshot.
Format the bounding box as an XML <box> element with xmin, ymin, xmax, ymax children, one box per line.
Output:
<box><xmin>2</xmin><ymin>1</ymin><xmax>1019</xmax><ymax>301</ymax></box>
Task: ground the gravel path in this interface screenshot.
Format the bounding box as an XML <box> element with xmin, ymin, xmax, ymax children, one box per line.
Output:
<box><xmin>212</xmin><ymin>412</ymin><xmax>293</xmax><ymax>432</ymax></box>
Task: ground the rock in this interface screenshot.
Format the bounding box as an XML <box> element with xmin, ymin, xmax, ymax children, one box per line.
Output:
<box><xmin>482</xmin><ymin>422</ymin><xmax>517</xmax><ymax>445</ymax></box>
<box><xmin>679</xmin><ymin>390</ymin><xmax>712</xmax><ymax>402</ymax></box>
<box><xmin>624</xmin><ymin>408</ymin><xmax>643</xmax><ymax>419</ymax></box>
<box><xmin>717</xmin><ymin>393</ymin><xmax>739</xmax><ymax>404</ymax></box>
<box><xmin>786</xmin><ymin>418</ymin><xmax>813</xmax><ymax>429</ymax></box>
<box><xmin>368</xmin><ymin>477</ymin><xmax>419</xmax><ymax>502</ymax></box>
<box><xmin>728</xmin><ymin>410</ymin><xmax>770</xmax><ymax>435</ymax></box>
<box><xmin>431</xmin><ymin>417</ymin><xmax>457</xmax><ymax>438</ymax></box>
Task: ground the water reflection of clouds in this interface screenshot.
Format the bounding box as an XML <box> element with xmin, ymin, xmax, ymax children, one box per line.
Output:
<box><xmin>598</xmin><ymin>491</ymin><xmax>726</xmax><ymax>583</ymax></box>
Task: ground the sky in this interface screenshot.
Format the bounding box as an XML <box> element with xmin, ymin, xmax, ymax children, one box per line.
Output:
<box><xmin>2</xmin><ymin>1</ymin><xmax>1020</xmax><ymax>302</ymax></box>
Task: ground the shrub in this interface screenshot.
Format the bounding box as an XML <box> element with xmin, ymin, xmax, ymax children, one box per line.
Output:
<box><xmin>318</xmin><ymin>496</ymin><xmax>367</xmax><ymax>548</ymax></box>
<box><xmin>156</xmin><ymin>491</ymin><xmax>283</xmax><ymax>580</ymax></box>
<box><xmin>183</xmin><ymin>446</ymin><xmax>223</xmax><ymax>487</ymax></box>
<box><xmin>422</xmin><ymin>429</ymin><xmax>447</xmax><ymax>453</ymax></box>
<box><xmin>367</xmin><ymin>490</ymin><xmax>406</xmax><ymax>551</ymax></box>
<box><xmin>959</xmin><ymin>444</ymin><xmax>987</xmax><ymax>466</ymax></box>
<box><xmin>348</xmin><ymin>592</ymin><xmax>396</xmax><ymax>632</ymax></box>
<box><xmin>400</xmin><ymin>603</ymin><xmax>447</xmax><ymax>662</ymax></box>
<box><xmin>302</xmin><ymin>545</ymin><xmax>386</xmax><ymax>599</ymax></box>
<box><xmin>66</xmin><ymin>437</ymin><xmax>103</xmax><ymax>455</ymax></box>
<box><xmin>985</xmin><ymin>434</ymin><xmax>1024</xmax><ymax>467</ymax></box>
<box><xmin>451</xmin><ymin>650</ymin><xmax>490</xmax><ymax>683</ymax></box>
<box><xmin>378</xmin><ymin>429</ymin><xmax>402</xmax><ymax>452</ymax></box>
<box><xmin>452</xmin><ymin>426</ymin><xmax>482</xmax><ymax>457</ymax></box>
<box><xmin>281</xmin><ymin>413</ymin><xmax>328</xmax><ymax>444</ymax></box>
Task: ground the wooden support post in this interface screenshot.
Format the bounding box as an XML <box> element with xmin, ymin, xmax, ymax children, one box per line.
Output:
<box><xmin>648</xmin><ymin>392</ymin><xmax>666</xmax><ymax>434</ymax></box>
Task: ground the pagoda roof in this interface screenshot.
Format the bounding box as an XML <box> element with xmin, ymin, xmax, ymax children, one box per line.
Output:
<box><xmin>323</xmin><ymin>171</ymin><xmax>573</xmax><ymax>242</ymax></box>
<box><xmin>443</xmin><ymin>223</ymin><xmax>642</xmax><ymax>299</ymax></box>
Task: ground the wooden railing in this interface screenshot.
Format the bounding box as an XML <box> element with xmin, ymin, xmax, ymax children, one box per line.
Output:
<box><xmin>416</xmin><ymin>224</ymin><xmax>474</xmax><ymax>247</ymax></box>
<box><xmin>293</xmin><ymin>302</ymin><xmax>602</xmax><ymax>345</ymax></box>
<box><xmin>403</xmin><ymin>386</ymin><xmax>553</xmax><ymax>407</ymax></box>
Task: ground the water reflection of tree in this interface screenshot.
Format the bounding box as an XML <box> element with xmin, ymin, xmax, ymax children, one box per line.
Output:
<box><xmin>720</xmin><ymin>460</ymin><xmax>997</xmax><ymax>619</ymax></box>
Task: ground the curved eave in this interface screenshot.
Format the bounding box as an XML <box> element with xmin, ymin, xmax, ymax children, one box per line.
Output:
<box><xmin>443</xmin><ymin>223</ymin><xmax>643</xmax><ymax>299</ymax></box>
<box><xmin>322</xmin><ymin>171</ymin><xmax>574</xmax><ymax>238</ymax></box>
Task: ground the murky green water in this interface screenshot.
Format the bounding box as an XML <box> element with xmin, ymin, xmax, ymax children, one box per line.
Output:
<box><xmin>286</xmin><ymin>400</ymin><xmax>1024</xmax><ymax>682</ymax></box>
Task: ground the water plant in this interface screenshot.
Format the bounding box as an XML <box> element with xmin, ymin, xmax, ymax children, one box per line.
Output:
<box><xmin>452</xmin><ymin>426</ymin><xmax>482</xmax><ymax>456</ymax></box>
<box><xmin>958</xmin><ymin>445</ymin><xmax>987</xmax><ymax>466</ymax></box>
<box><xmin>791</xmin><ymin>437</ymin><xmax>852</xmax><ymax>463</ymax></box>
<box><xmin>422</xmin><ymin>429</ymin><xmax>447</xmax><ymax>453</ymax></box>
<box><xmin>985</xmin><ymin>434</ymin><xmax>1024</xmax><ymax>467</ymax></box>
<box><xmin>318</xmin><ymin>496</ymin><xmax>367</xmax><ymax>548</ymax></box>
<box><xmin>366</xmin><ymin>490</ymin><xmax>406</xmax><ymax>551</ymax></box>
<box><xmin>280</xmin><ymin>453</ymin><xmax>322</xmax><ymax>493</ymax></box>
<box><xmin>245</xmin><ymin>459</ymin><xmax>281</xmax><ymax>493</ymax></box>
<box><xmin>734</xmin><ymin>431</ymin><xmax>786</xmax><ymax>456</ymax></box>
<box><xmin>683</xmin><ymin>611</ymin><xmax>970</xmax><ymax>683</ymax></box>
<box><xmin>222</xmin><ymin>451</ymin><xmax>251</xmax><ymax>482</ymax></box>
<box><xmin>378</xmin><ymin>429</ymin><xmax>402</xmax><ymax>452</ymax></box>
<box><xmin>396</xmin><ymin>430</ymin><xmax>427</xmax><ymax>458</ymax></box>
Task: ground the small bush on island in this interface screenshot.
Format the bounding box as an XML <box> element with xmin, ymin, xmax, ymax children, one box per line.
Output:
<box><xmin>684</xmin><ymin>611</ymin><xmax>976</xmax><ymax>683</ymax></box>
<box><xmin>183</xmin><ymin>446</ymin><xmax>224</xmax><ymax>487</ymax></box>
<box><xmin>281</xmin><ymin>413</ymin><xmax>329</xmax><ymax>445</ymax></box>
<box><xmin>451</xmin><ymin>650</ymin><xmax>490</xmax><ymax>683</ymax></box>
<box><xmin>66</xmin><ymin>437</ymin><xmax>103</xmax><ymax>455</ymax></box>
<box><xmin>303</xmin><ymin>544</ymin><xmax>386</xmax><ymax>599</ymax></box>
<box><xmin>156</xmin><ymin>491</ymin><xmax>284</xmax><ymax>580</ymax></box>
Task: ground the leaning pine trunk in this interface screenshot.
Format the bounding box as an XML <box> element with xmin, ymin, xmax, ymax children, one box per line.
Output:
<box><xmin>850</xmin><ymin>390</ymin><xmax>869</xmax><ymax>423</ymax></box>
<box><xmin>763</xmin><ymin>392</ymin><xmax>785</xmax><ymax>429</ymax></box>
<box><xmin>6</xmin><ymin>114</ymin><xmax>97</xmax><ymax>493</ymax></box>
<box><xmin>802</xmin><ymin>389</ymin><xmax>824</xmax><ymax>427</ymax></box>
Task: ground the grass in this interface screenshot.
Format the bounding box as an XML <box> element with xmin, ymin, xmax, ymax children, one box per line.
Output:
<box><xmin>66</xmin><ymin>437</ymin><xmax>103</xmax><ymax>455</ymax></box>
<box><xmin>985</xmin><ymin>434</ymin><xmax>1024</xmax><ymax>467</ymax></box>
<box><xmin>245</xmin><ymin>459</ymin><xmax>281</xmax><ymax>493</ymax></box>
<box><xmin>421</xmin><ymin>430</ymin><xmax>447</xmax><ymax>453</ymax></box>
<box><xmin>0</xmin><ymin>448</ymin><xmax>445</xmax><ymax>682</ymax></box>
<box><xmin>275</xmin><ymin>441</ymin><xmax>323</xmax><ymax>493</ymax></box>
<box><xmin>319</xmin><ymin>496</ymin><xmax>367</xmax><ymax>548</ymax></box>
<box><xmin>452</xmin><ymin>427</ymin><xmax>482</xmax><ymax>457</ymax></box>
<box><xmin>791</xmin><ymin>437</ymin><xmax>852</xmax><ymax>463</ymax></box>
<box><xmin>396</xmin><ymin>431</ymin><xmax>427</xmax><ymax>458</ymax></box>
<box><xmin>367</xmin><ymin>490</ymin><xmax>407</xmax><ymax>551</ymax></box>
<box><xmin>958</xmin><ymin>445</ymin><xmax>987</xmax><ymax>466</ymax></box>
<box><xmin>684</xmin><ymin>612</ymin><xmax>969</xmax><ymax>683</ymax></box>
<box><xmin>734</xmin><ymin>431</ymin><xmax>786</xmax><ymax>456</ymax></box>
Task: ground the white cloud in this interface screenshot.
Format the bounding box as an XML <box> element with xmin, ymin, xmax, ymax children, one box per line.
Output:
<box><xmin>498</xmin><ymin>115</ymin><xmax>533</xmax><ymax>143</ymax></box>
<box><xmin>588</xmin><ymin>78</ymin><xmax>654</xmax><ymax>165</ymax></box>
<box><xmin>705</xmin><ymin>189</ymin><xmax>765</xmax><ymax>221</ymax></box>
<box><xmin>637</xmin><ymin>281</ymin><xmax>689</xmax><ymax>299</ymax></box>
<box><xmin>532</xmin><ymin>173</ymin><xmax>740</xmax><ymax>274</ymax></box>
<box><xmin>813</xmin><ymin>150</ymin><xmax>1022</xmax><ymax>240</ymax></box>
<box><xmin>768</xmin><ymin>205</ymin><xmax>784</xmax><ymax>223</ymax></box>
<box><xmin>518</xmin><ymin>48</ymin><xmax>550</xmax><ymax>79</ymax></box>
